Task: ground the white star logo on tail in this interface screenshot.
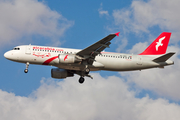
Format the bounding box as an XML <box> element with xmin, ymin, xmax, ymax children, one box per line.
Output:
<box><xmin>156</xmin><ymin>36</ymin><xmax>165</xmax><ymax>51</ymax></box>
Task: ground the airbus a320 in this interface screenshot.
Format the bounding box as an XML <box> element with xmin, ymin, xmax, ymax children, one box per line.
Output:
<box><xmin>4</xmin><ymin>32</ymin><xmax>175</xmax><ymax>83</ymax></box>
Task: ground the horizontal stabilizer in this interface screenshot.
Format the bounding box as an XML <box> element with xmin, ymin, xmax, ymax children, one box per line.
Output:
<box><xmin>153</xmin><ymin>52</ymin><xmax>175</xmax><ymax>62</ymax></box>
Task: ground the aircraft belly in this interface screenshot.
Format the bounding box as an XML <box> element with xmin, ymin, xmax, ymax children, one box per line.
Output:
<box><xmin>54</xmin><ymin>63</ymin><xmax>100</xmax><ymax>71</ymax></box>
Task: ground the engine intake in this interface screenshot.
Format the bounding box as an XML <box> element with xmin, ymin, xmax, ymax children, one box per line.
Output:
<box><xmin>59</xmin><ymin>54</ymin><xmax>82</xmax><ymax>64</ymax></box>
<box><xmin>51</xmin><ymin>68</ymin><xmax>74</xmax><ymax>79</ymax></box>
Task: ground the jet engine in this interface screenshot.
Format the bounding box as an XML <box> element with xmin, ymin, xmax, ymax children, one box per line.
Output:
<box><xmin>59</xmin><ymin>54</ymin><xmax>82</xmax><ymax>64</ymax></box>
<box><xmin>51</xmin><ymin>68</ymin><xmax>74</xmax><ymax>79</ymax></box>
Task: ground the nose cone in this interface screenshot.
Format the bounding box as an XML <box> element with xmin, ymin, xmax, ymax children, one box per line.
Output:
<box><xmin>4</xmin><ymin>51</ymin><xmax>20</xmax><ymax>62</ymax></box>
<box><xmin>4</xmin><ymin>52</ymin><xmax>8</xmax><ymax>58</ymax></box>
<box><xmin>4</xmin><ymin>51</ymin><xmax>11</xmax><ymax>60</ymax></box>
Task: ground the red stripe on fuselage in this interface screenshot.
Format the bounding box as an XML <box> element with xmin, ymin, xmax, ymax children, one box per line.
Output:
<box><xmin>42</xmin><ymin>56</ymin><xmax>58</xmax><ymax>65</ymax></box>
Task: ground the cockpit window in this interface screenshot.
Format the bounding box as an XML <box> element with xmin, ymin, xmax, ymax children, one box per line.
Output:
<box><xmin>13</xmin><ymin>47</ymin><xmax>20</xmax><ymax>50</ymax></box>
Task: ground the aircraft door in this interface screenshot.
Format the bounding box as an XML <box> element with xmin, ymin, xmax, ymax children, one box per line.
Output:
<box><xmin>137</xmin><ymin>56</ymin><xmax>142</xmax><ymax>65</ymax></box>
<box><xmin>25</xmin><ymin>44</ymin><xmax>31</xmax><ymax>55</ymax></box>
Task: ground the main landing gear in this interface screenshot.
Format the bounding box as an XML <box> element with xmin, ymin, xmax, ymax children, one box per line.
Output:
<box><xmin>78</xmin><ymin>74</ymin><xmax>93</xmax><ymax>84</ymax></box>
<box><xmin>78</xmin><ymin>66</ymin><xmax>92</xmax><ymax>84</ymax></box>
<box><xmin>24</xmin><ymin>62</ymin><xmax>29</xmax><ymax>73</ymax></box>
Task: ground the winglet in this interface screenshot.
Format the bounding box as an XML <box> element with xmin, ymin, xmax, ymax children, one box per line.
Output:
<box><xmin>115</xmin><ymin>32</ymin><xmax>120</xmax><ymax>36</ymax></box>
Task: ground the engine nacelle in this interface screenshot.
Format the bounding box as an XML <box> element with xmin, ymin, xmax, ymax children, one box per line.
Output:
<box><xmin>59</xmin><ymin>54</ymin><xmax>81</xmax><ymax>64</ymax></box>
<box><xmin>51</xmin><ymin>68</ymin><xmax>74</xmax><ymax>79</ymax></box>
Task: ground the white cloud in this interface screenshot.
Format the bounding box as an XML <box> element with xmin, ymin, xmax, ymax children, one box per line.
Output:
<box><xmin>112</xmin><ymin>0</ymin><xmax>180</xmax><ymax>43</ymax></box>
<box><xmin>0</xmin><ymin>74</ymin><xmax>180</xmax><ymax>120</ymax></box>
<box><xmin>98</xmin><ymin>3</ymin><xmax>109</xmax><ymax>17</ymax></box>
<box><xmin>127</xmin><ymin>42</ymin><xmax>148</xmax><ymax>54</ymax></box>
<box><xmin>0</xmin><ymin>0</ymin><xmax>73</xmax><ymax>47</ymax></box>
<box><xmin>131</xmin><ymin>0</ymin><xmax>180</xmax><ymax>32</ymax></box>
<box><xmin>116</xmin><ymin>37</ymin><xmax>128</xmax><ymax>53</ymax></box>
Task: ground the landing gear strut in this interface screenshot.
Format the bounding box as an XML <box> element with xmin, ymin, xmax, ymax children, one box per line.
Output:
<box><xmin>76</xmin><ymin>65</ymin><xmax>93</xmax><ymax>84</ymax></box>
<box><xmin>24</xmin><ymin>62</ymin><xmax>29</xmax><ymax>73</ymax></box>
<box><xmin>78</xmin><ymin>66</ymin><xmax>89</xmax><ymax>84</ymax></box>
<box><xmin>84</xmin><ymin>65</ymin><xmax>90</xmax><ymax>74</ymax></box>
<box><xmin>85</xmin><ymin>68</ymin><xmax>90</xmax><ymax>74</ymax></box>
<box><xmin>79</xmin><ymin>77</ymin><xmax>85</xmax><ymax>84</ymax></box>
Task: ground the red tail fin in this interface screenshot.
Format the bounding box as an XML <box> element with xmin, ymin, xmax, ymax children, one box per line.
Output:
<box><xmin>139</xmin><ymin>32</ymin><xmax>171</xmax><ymax>55</ymax></box>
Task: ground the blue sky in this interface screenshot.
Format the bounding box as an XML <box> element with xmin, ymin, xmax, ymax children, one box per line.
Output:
<box><xmin>1</xmin><ymin>0</ymin><xmax>180</xmax><ymax>119</ymax></box>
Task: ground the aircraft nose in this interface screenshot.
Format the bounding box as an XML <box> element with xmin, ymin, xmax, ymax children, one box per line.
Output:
<box><xmin>4</xmin><ymin>51</ymin><xmax>11</xmax><ymax>59</ymax></box>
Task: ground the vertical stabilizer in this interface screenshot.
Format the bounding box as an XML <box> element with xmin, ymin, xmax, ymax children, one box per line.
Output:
<box><xmin>139</xmin><ymin>32</ymin><xmax>171</xmax><ymax>55</ymax></box>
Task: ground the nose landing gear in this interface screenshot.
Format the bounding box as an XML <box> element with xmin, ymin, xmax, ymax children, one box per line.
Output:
<box><xmin>24</xmin><ymin>62</ymin><xmax>29</xmax><ymax>73</ymax></box>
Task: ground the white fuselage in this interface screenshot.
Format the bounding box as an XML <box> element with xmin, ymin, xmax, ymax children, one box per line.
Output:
<box><xmin>4</xmin><ymin>45</ymin><xmax>174</xmax><ymax>72</ymax></box>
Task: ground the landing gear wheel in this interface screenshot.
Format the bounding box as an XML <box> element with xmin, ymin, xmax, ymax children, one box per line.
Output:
<box><xmin>79</xmin><ymin>77</ymin><xmax>85</xmax><ymax>84</ymax></box>
<box><xmin>24</xmin><ymin>69</ymin><xmax>28</xmax><ymax>73</ymax></box>
<box><xmin>24</xmin><ymin>62</ymin><xmax>29</xmax><ymax>73</ymax></box>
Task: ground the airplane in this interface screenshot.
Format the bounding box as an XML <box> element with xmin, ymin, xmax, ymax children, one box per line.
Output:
<box><xmin>4</xmin><ymin>32</ymin><xmax>175</xmax><ymax>84</ymax></box>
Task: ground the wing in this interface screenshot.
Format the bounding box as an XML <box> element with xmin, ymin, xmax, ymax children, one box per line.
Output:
<box><xmin>76</xmin><ymin>32</ymin><xmax>120</xmax><ymax>64</ymax></box>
